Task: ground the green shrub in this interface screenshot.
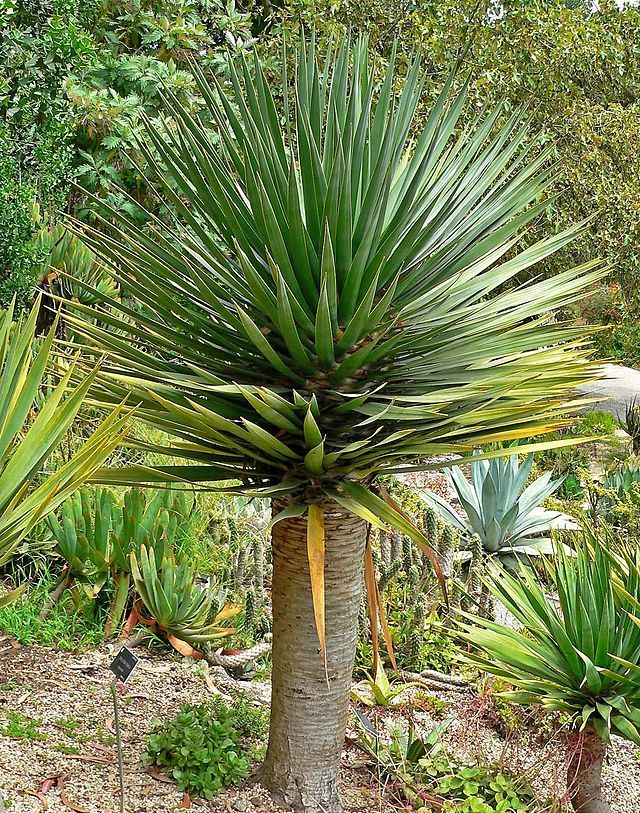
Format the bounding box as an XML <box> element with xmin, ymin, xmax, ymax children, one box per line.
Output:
<box><xmin>356</xmin><ymin>716</ymin><xmax>536</xmax><ymax>813</ymax></box>
<box><xmin>225</xmin><ymin>696</ymin><xmax>269</xmax><ymax>743</ymax></box>
<box><xmin>579</xmin><ymin>410</ymin><xmax>617</xmax><ymax>437</ymax></box>
<box><xmin>0</xmin><ymin>151</ymin><xmax>44</xmax><ymax>309</ymax></box>
<box><xmin>143</xmin><ymin>699</ymin><xmax>265</xmax><ymax>798</ymax></box>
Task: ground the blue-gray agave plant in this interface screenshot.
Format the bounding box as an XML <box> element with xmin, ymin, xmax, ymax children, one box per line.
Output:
<box><xmin>421</xmin><ymin>454</ymin><xmax>576</xmax><ymax>559</ymax></box>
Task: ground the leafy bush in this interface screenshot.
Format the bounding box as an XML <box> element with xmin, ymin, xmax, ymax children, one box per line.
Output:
<box><xmin>387</xmin><ymin>607</ymin><xmax>456</xmax><ymax>675</ymax></box>
<box><xmin>0</xmin><ymin>150</ymin><xmax>45</xmax><ymax>309</ymax></box>
<box><xmin>143</xmin><ymin>699</ymin><xmax>263</xmax><ymax>798</ymax></box>
<box><xmin>0</xmin><ymin>0</ymin><xmax>259</xmax><ymax>310</ymax></box>
<box><xmin>355</xmin><ymin>715</ymin><xmax>536</xmax><ymax>813</ymax></box>
<box><xmin>0</xmin><ymin>0</ymin><xmax>84</xmax><ymax>306</ymax></box>
<box><xmin>579</xmin><ymin>410</ymin><xmax>617</xmax><ymax>438</ymax></box>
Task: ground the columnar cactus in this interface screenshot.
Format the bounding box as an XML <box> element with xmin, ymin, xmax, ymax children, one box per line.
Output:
<box><xmin>243</xmin><ymin>587</ymin><xmax>257</xmax><ymax>633</ymax></box>
<box><xmin>438</xmin><ymin>524</ymin><xmax>456</xmax><ymax>581</ymax></box>
<box><xmin>379</xmin><ymin>530</ymin><xmax>392</xmax><ymax>569</ymax></box>
<box><xmin>402</xmin><ymin>534</ymin><xmax>414</xmax><ymax>576</ymax></box>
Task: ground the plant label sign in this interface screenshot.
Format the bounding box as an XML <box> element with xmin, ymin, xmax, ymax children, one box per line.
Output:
<box><xmin>109</xmin><ymin>647</ymin><xmax>139</xmax><ymax>684</ymax></box>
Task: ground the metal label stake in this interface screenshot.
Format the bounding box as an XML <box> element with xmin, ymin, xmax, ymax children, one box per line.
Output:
<box><xmin>109</xmin><ymin>647</ymin><xmax>139</xmax><ymax>813</ymax></box>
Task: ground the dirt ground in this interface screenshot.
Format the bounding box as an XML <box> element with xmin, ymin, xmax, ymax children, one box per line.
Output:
<box><xmin>0</xmin><ymin>638</ymin><xmax>638</xmax><ymax>813</ymax></box>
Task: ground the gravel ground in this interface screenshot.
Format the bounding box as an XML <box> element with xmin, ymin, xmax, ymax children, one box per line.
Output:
<box><xmin>400</xmin><ymin>466</ymin><xmax>456</xmax><ymax>503</ymax></box>
<box><xmin>0</xmin><ymin>640</ymin><xmax>384</xmax><ymax>813</ymax></box>
<box><xmin>0</xmin><ymin>638</ymin><xmax>638</xmax><ymax>813</ymax></box>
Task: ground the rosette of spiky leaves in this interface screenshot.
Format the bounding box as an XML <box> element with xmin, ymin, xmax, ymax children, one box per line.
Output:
<box><xmin>0</xmin><ymin>300</ymin><xmax>129</xmax><ymax>605</ymax></box>
<box><xmin>130</xmin><ymin>545</ymin><xmax>240</xmax><ymax>655</ymax></box>
<box><xmin>623</xmin><ymin>398</ymin><xmax>640</xmax><ymax>456</ymax></box>
<box><xmin>603</xmin><ymin>466</ymin><xmax>640</xmax><ymax>498</ymax></box>
<box><xmin>64</xmin><ymin>37</ymin><xmax>603</xmax><ymax>648</ymax></box>
<box><xmin>47</xmin><ymin>488</ymin><xmax>118</xmax><ymax>597</ymax></box>
<box><xmin>421</xmin><ymin>453</ymin><xmax>577</xmax><ymax>563</ymax></box>
<box><xmin>459</xmin><ymin>527</ymin><xmax>640</xmax><ymax>745</ymax></box>
<box><xmin>106</xmin><ymin>488</ymin><xmax>190</xmax><ymax>635</ymax></box>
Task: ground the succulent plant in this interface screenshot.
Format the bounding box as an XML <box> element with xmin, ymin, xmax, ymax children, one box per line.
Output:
<box><xmin>41</xmin><ymin>225</ymin><xmax>118</xmax><ymax>306</ymax></box>
<box><xmin>421</xmin><ymin>453</ymin><xmax>576</xmax><ymax>563</ymax></box>
<box><xmin>106</xmin><ymin>488</ymin><xmax>190</xmax><ymax>636</ymax></box>
<box><xmin>622</xmin><ymin>398</ymin><xmax>640</xmax><ymax>456</ymax></box>
<box><xmin>131</xmin><ymin>545</ymin><xmax>241</xmax><ymax>655</ymax></box>
<box><xmin>461</xmin><ymin>526</ymin><xmax>640</xmax><ymax>813</ymax></box>
<box><xmin>47</xmin><ymin>486</ymin><xmax>194</xmax><ymax>634</ymax></box>
<box><xmin>47</xmin><ymin>488</ymin><xmax>117</xmax><ymax>597</ymax></box>
<box><xmin>602</xmin><ymin>465</ymin><xmax>640</xmax><ymax>500</ymax></box>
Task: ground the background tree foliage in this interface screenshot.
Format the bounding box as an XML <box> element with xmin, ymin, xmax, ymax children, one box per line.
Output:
<box><xmin>2</xmin><ymin>0</ymin><xmax>640</xmax><ymax>364</ymax></box>
<box><xmin>278</xmin><ymin>0</ymin><xmax>640</xmax><ymax>361</ymax></box>
<box><xmin>0</xmin><ymin>0</ymin><xmax>257</xmax><ymax>305</ymax></box>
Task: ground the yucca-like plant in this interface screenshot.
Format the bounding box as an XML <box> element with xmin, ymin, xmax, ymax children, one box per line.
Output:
<box><xmin>421</xmin><ymin>454</ymin><xmax>576</xmax><ymax>564</ymax></box>
<box><xmin>0</xmin><ymin>300</ymin><xmax>129</xmax><ymax>606</ymax></box>
<box><xmin>459</xmin><ymin>529</ymin><xmax>640</xmax><ymax>813</ymax></box>
<box><xmin>130</xmin><ymin>545</ymin><xmax>240</xmax><ymax>656</ymax></box>
<box><xmin>65</xmin><ymin>37</ymin><xmax>604</xmax><ymax>811</ymax></box>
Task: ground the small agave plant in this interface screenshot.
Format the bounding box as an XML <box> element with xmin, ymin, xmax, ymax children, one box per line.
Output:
<box><xmin>460</xmin><ymin>527</ymin><xmax>640</xmax><ymax>813</ymax></box>
<box><xmin>421</xmin><ymin>453</ymin><xmax>576</xmax><ymax>563</ymax></box>
<box><xmin>106</xmin><ymin>488</ymin><xmax>188</xmax><ymax>636</ymax></box>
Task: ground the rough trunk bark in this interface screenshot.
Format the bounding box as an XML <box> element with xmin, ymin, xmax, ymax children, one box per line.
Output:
<box><xmin>567</xmin><ymin>728</ymin><xmax>610</xmax><ymax>813</ymax></box>
<box><xmin>261</xmin><ymin>500</ymin><xmax>367</xmax><ymax>813</ymax></box>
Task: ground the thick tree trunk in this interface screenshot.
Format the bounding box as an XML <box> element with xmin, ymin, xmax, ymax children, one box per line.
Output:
<box><xmin>261</xmin><ymin>501</ymin><xmax>367</xmax><ymax>813</ymax></box>
<box><xmin>567</xmin><ymin>728</ymin><xmax>610</xmax><ymax>813</ymax></box>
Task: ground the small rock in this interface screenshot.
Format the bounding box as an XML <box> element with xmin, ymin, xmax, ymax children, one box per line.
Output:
<box><xmin>249</xmin><ymin>797</ymin><xmax>263</xmax><ymax>809</ymax></box>
<box><xmin>232</xmin><ymin>800</ymin><xmax>250</xmax><ymax>812</ymax></box>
